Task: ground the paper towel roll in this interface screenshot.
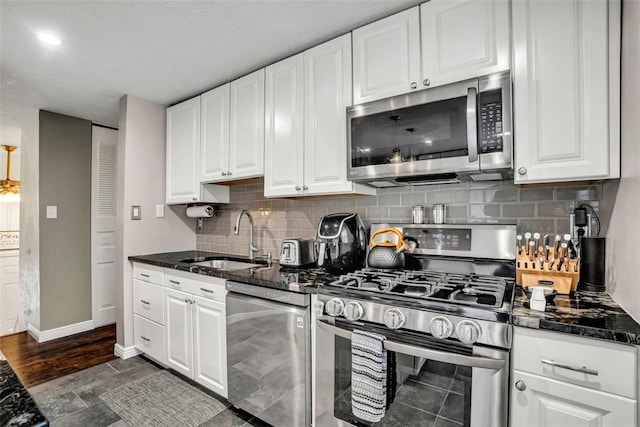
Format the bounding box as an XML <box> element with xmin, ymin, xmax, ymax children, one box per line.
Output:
<box><xmin>186</xmin><ymin>205</ymin><xmax>214</xmax><ymax>218</ymax></box>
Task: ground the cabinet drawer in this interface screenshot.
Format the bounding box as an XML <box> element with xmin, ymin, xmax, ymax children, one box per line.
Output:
<box><xmin>133</xmin><ymin>263</ymin><xmax>163</xmax><ymax>285</ymax></box>
<box><xmin>513</xmin><ymin>327</ymin><xmax>637</xmax><ymax>399</ymax></box>
<box><xmin>134</xmin><ymin>314</ymin><xmax>165</xmax><ymax>364</ymax></box>
<box><xmin>164</xmin><ymin>269</ymin><xmax>226</xmax><ymax>303</ymax></box>
<box><xmin>133</xmin><ymin>280</ymin><xmax>164</xmax><ymax>324</ymax></box>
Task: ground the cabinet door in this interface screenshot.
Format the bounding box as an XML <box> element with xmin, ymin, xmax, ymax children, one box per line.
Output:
<box><xmin>511</xmin><ymin>370</ymin><xmax>636</xmax><ymax>427</ymax></box>
<box><xmin>513</xmin><ymin>0</ymin><xmax>615</xmax><ymax>183</ymax></box>
<box><xmin>201</xmin><ymin>84</ymin><xmax>230</xmax><ymax>182</ymax></box>
<box><xmin>352</xmin><ymin>7</ymin><xmax>421</xmax><ymax>104</ymax></box>
<box><xmin>165</xmin><ymin>288</ymin><xmax>193</xmax><ymax>378</ymax></box>
<box><xmin>193</xmin><ymin>296</ymin><xmax>227</xmax><ymax>398</ymax></box>
<box><xmin>264</xmin><ymin>54</ymin><xmax>304</xmax><ymax>197</ymax></box>
<box><xmin>229</xmin><ymin>69</ymin><xmax>265</xmax><ymax>179</ymax></box>
<box><xmin>166</xmin><ymin>97</ymin><xmax>200</xmax><ymax>204</ymax></box>
<box><xmin>303</xmin><ymin>34</ymin><xmax>355</xmax><ymax>195</ymax></box>
<box><xmin>420</xmin><ymin>0</ymin><xmax>510</xmax><ymax>88</ymax></box>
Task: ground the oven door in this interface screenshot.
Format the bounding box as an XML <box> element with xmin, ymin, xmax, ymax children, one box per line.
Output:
<box><xmin>314</xmin><ymin>318</ymin><xmax>509</xmax><ymax>427</ymax></box>
<box><xmin>347</xmin><ymin>78</ymin><xmax>480</xmax><ymax>183</ymax></box>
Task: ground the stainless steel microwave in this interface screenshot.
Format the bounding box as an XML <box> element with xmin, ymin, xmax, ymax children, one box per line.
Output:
<box><xmin>347</xmin><ymin>71</ymin><xmax>513</xmax><ymax>187</ymax></box>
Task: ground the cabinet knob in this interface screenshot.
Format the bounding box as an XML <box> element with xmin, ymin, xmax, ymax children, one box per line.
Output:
<box><xmin>423</xmin><ymin>79</ymin><xmax>430</xmax><ymax>87</ymax></box>
<box><xmin>192</xmin><ymin>197</ymin><xmax>197</xmax><ymax>201</ymax></box>
<box><xmin>222</xmin><ymin>172</ymin><xmax>227</xmax><ymax>176</ymax></box>
<box><xmin>410</xmin><ymin>82</ymin><xmax>418</xmax><ymax>89</ymax></box>
<box><xmin>227</xmin><ymin>171</ymin><xmax>232</xmax><ymax>176</ymax></box>
<box><xmin>302</xmin><ymin>185</ymin><xmax>308</xmax><ymax>191</ymax></box>
<box><xmin>295</xmin><ymin>186</ymin><xmax>301</xmax><ymax>191</ymax></box>
<box><xmin>515</xmin><ymin>380</ymin><xmax>526</xmax><ymax>391</ymax></box>
<box><xmin>518</xmin><ymin>167</ymin><xmax>528</xmax><ymax>176</ymax></box>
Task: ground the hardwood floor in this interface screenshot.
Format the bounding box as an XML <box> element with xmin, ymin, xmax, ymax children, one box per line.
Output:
<box><xmin>0</xmin><ymin>324</ymin><xmax>117</xmax><ymax>387</ymax></box>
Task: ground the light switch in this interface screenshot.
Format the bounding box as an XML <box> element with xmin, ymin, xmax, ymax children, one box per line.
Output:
<box><xmin>131</xmin><ymin>205</ymin><xmax>141</xmax><ymax>220</ymax></box>
<box><xmin>156</xmin><ymin>204</ymin><xmax>165</xmax><ymax>218</ymax></box>
<box><xmin>46</xmin><ymin>205</ymin><xmax>57</xmax><ymax>219</ymax></box>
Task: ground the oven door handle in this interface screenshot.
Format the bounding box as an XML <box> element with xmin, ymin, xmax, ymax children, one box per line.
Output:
<box><xmin>317</xmin><ymin>320</ymin><xmax>505</xmax><ymax>371</ymax></box>
<box><xmin>467</xmin><ymin>87</ymin><xmax>478</xmax><ymax>163</ymax></box>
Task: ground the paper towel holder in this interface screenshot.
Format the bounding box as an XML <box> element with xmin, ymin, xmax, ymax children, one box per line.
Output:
<box><xmin>186</xmin><ymin>204</ymin><xmax>218</xmax><ymax>230</ymax></box>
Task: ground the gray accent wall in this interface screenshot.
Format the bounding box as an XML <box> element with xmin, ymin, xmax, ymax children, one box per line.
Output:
<box><xmin>39</xmin><ymin>111</ymin><xmax>92</xmax><ymax>330</ymax></box>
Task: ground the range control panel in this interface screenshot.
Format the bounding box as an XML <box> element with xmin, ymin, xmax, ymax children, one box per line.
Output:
<box><xmin>479</xmin><ymin>89</ymin><xmax>503</xmax><ymax>154</ymax></box>
<box><xmin>403</xmin><ymin>228</ymin><xmax>472</xmax><ymax>252</ymax></box>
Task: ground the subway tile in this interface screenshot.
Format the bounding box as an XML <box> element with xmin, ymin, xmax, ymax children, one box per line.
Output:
<box><xmin>426</xmin><ymin>191</ymin><xmax>454</xmax><ymax>205</ymax></box>
<box><xmin>502</xmin><ymin>204</ymin><xmax>535</xmax><ymax>218</ymax></box>
<box><xmin>355</xmin><ymin>196</ymin><xmax>377</xmax><ymax>207</ymax></box>
<box><xmin>377</xmin><ymin>193</ymin><xmax>400</xmax><ymax>206</ymax></box>
<box><xmin>487</xmin><ymin>188</ymin><xmax>517</xmax><ymax>202</ymax></box>
<box><xmin>469</xmin><ymin>204</ymin><xmax>500</xmax><ymax>219</ymax></box>
<box><xmin>537</xmin><ymin>202</ymin><xmax>573</xmax><ymax>217</ymax></box>
<box><xmin>516</xmin><ymin>219</ymin><xmax>556</xmax><ymax>235</ymax></box>
<box><xmin>556</xmin><ymin>218</ymin><xmax>570</xmax><ymax>234</ymax></box>
<box><xmin>467</xmin><ymin>189</ymin><xmax>485</xmax><ymax>203</ymax></box>
<box><xmin>519</xmin><ymin>188</ymin><xmax>555</xmax><ymax>201</ymax></box>
<box><xmin>401</xmin><ymin>192</ymin><xmax>426</xmax><ymax>205</ymax></box>
<box><xmin>366</xmin><ymin>207</ymin><xmax>389</xmax><ymax>219</ymax></box>
<box><xmin>446</xmin><ymin>205</ymin><xmax>468</xmax><ymax>219</ymax></box>
<box><xmin>556</xmin><ymin>186</ymin><xmax>600</xmax><ymax>201</ymax></box>
<box><xmin>453</xmin><ymin>191</ymin><xmax>470</xmax><ymax>203</ymax></box>
<box><xmin>389</xmin><ymin>207</ymin><xmax>413</xmax><ymax>221</ymax></box>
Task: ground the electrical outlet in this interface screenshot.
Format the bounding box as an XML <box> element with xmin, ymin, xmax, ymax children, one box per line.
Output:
<box><xmin>156</xmin><ymin>204</ymin><xmax>165</xmax><ymax>218</ymax></box>
<box><xmin>131</xmin><ymin>205</ymin><xmax>141</xmax><ymax>220</ymax></box>
<box><xmin>46</xmin><ymin>205</ymin><xmax>57</xmax><ymax>219</ymax></box>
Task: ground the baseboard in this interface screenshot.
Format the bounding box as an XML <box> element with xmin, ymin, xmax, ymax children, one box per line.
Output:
<box><xmin>30</xmin><ymin>320</ymin><xmax>95</xmax><ymax>343</ymax></box>
<box><xmin>114</xmin><ymin>344</ymin><xmax>141</xmax><ymax>359</ymax></box>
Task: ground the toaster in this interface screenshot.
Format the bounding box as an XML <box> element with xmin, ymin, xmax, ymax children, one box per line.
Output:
<box><xmin>280</xmin><ymin>239</ymin><xmax>317</xmax><ymax>268</ymax></box>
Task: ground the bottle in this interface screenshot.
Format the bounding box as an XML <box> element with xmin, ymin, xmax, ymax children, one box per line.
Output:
<box><xmin>529</xmin><ymin>287</ymin><xmax>546</xmax><ymax>312</ymax></box>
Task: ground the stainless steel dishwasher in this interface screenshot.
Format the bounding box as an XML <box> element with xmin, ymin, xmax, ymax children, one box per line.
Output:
<box><xmin>226</xmin><ymin>281</ymin><xmax>311</xmax><ymax>427</ymax></box>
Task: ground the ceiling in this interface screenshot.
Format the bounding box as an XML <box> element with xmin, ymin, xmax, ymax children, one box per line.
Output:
<box><xmin>0</xmin><ymin>0</ymin><xmax>423</xmax><ymax>136</ymax></box>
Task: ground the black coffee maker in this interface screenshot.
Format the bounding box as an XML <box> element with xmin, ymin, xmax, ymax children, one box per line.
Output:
<box><xmin>316</xmin><ymin>213</ymin><xmax>366</xmax><ymax>273</ymax></box>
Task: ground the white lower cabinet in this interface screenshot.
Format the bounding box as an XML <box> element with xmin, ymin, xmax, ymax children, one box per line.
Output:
<box><xmin>132</xmin><ymin>267</ymin><xmax>166</xmax><ymax>364</ymax></box>
<box><xmin>510</xmin><ymin>327</ymin><xmax>637</xmax><ymax>427</ymax></box>
<box><xmin>164</xmin><ymin>275</ymin><xmax>228</xmax><ymax>398</ymax></box>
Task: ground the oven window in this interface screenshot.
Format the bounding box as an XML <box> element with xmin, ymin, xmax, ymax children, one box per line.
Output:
<box><xmin>334</xmin><ymin>336</ymin><xmax>472</xmax><ymax>426</ymax></box>
<box><xmin>350</xmin><ymin>96</ymin><xmax>469</xmax><ymax>168</ymax></box>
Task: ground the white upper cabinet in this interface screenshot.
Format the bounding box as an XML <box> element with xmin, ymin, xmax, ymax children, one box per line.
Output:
<box><xmin>512</xmin><ymin>0</ymin><xmax>621</xmax><ymax>184</ymax></box>
<box><xmin>166</xmin><ymin>97</ymin><xmax>200</xmax><ymax>204</ymax></box>
<box><xmin>200</xmin><ymin>84</ymin><xmax>230</xmax><ymax>182</ymax></box>
<box><xmin>229</xmin><ymin>69</ymin><xmax>265</xmax><ymax>180</ymax></box>
<box><xmin>420</xmin><ymin>0</ymin><xmax>510</xmax><ymax>88</ymax></box>
<box><xmin>352</xmin><ymin>7</ymin><xmax>421</xmax><ymax>104</ymax></box>
<box><xmin>264</xmin><ymin>34</ymin><xmax>376</xmax><ymax>198</ymax></box>
<box><xmin>264</xmin><ymin>54</ymin><xmax>305</xmax><ymax>197</ymax></box>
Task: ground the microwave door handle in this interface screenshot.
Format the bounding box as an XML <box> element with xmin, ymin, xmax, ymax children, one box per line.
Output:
<box><xmin>317</xmin><ymin>320</ymin><xmax>504</xmax><ymax>371</ymax></box>
<box><xmin>467</xmin><ymin>87</ymin><xmax>478</xmax><ymax>163</ymax></box>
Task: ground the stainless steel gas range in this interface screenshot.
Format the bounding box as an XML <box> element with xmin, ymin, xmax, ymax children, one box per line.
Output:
<box><xmin>314</xmin><ymin>223</ymin><xmax>516</xmax><ymax>427</ymax></box>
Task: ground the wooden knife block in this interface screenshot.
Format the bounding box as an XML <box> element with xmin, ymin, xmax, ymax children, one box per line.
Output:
<box><xmin>516</xmin><ymin>249</ymin><xmax>579</xmax><ymax>295</ymax></box>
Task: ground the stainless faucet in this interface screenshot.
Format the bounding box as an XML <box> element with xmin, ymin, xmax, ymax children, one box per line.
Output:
<box><xmin>234</xmin><ymin>209</ymin><xmax>258</xmax><ymax>260</ymax></box>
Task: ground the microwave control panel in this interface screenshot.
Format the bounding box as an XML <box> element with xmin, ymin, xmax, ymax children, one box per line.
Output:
<box><xmin>478</xmin><ymin>89</ymin><xmax>503</xmax><ymax>154</ymax></box>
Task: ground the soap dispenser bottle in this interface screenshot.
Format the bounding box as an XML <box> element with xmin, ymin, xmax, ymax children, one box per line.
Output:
<box><xmin>530</xmin><ymin>287</ymin><xmax>546</xmax><ymax>312</ymax></box>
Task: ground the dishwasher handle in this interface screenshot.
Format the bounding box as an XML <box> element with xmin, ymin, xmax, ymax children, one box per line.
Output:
<box><xmin>226</xmin><ymin>281</ymin><xmax>309</xmax><ymax>307</ymax></box>
<box><xmin>227</xmin><ymin>291</ymin><xmax>308</xmax><ymax>317</ymax></box>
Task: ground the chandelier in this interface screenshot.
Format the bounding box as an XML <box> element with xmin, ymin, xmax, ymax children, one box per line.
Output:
<box><xmin>0</xmin><ymin>145</ymin><xmax>20</xmax><ymax>196</ymax></box>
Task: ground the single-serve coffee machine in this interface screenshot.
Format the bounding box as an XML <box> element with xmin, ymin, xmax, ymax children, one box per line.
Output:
<box><xmin>316</xmin><ymin>213</ymin><xmax>366</xmax><ymax>273</ymax></box>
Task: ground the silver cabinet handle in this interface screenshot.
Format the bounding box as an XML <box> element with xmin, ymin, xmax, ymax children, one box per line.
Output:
<box><xmin>184</xmin><ymin>298</ymin><xmax>189</xmax><ymax>303</ymax></box>
<box><xmin>222</xmin><ymin>172</ymin><xmax>227</xmax><ymax>176</ymax></box>
<box><xmin>295</xmin><ymin>186</ymin><xmax>301</xmax><ymax>191</ymax></box>
<box><xmin>227</xmin><ymin>171</ymin><xmax>232</xmax><ymax>176</ymax></box>
<box><xmin>140</xmin><ymin>336</ymin><xmax>150</xmax><ymax>342</ymax></box>
<box><xmin>140</xmin><ymin>273</ymin><xmax>150</xmax><ymax>278</ymax></box>
<box><xmin>518</xmin><ymin>167</ymin><xmax>527</xmax><ymax>175</ymax></box>
<box><xmin>410</xmin><ymin>81</ymin><xmax>417</xmax><ymax>89</ymax></box>
<box><xmin>515</xmin><ymin>380</ymin><xmax>526</xmax><ymax>391</ymax></box>
<box><xmin>302</xmin><ymin>185</ymin><xmax>308</xmax><ymax>191</ymax></box>
<box><xmin>140</xmin><ymin>299</ymin><xmax>150</xmax><ymax>305</ymax></box>
<box><xmin>169</xmin><ymin>279</ymin><xmax>180</xmax><ymax>285</ymax></box>
<box><xmin>541</xmin><ymin>359</ymin><xmax>598</xmax><ymax>376</ymax></box>
<box><xmin>423</xmin><ymin>79</ymin><xmax>430</xmax><ymax>87</ymax></box>
<box><xmin>200</xmin><ymin>287</ymin><xmax>214</xmax><ymax>293</ymax></box>
<box><xmin>466</xmin><ymin>87</ymin><xmax>478</xmax><ymax>163</ymax></box>
<box><xmin>317</xmin><ymin>320</ymin><xmax>505</xmax><ymax>370</ymax></box>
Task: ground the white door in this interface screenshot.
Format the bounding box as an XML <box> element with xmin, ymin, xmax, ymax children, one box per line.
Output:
<box><xmin>512</xmin><ymin>0</ymin><xmax>612</xmax><ymax>184</ymax></box>
<box><xmin>193</xmin><ymin>295</ymin><xmax>227</xmax><ymax>397</ymax></box>
<box><xmin>264</xmin><ymin>54</ymin><xmax>304</xmax><ymax>197</ymax></box>
<box><xmin>0</xmin><ymin>251</ymin><xmax>19</xmax><ymax>335</ymax></box>
<box><xmin>304</xmin><ymin>34</ymin><xmax>354</xmax><ymax>195</ymax></box>
<box><xmin>510</xmin><ymin>370</ymin><xmax>636</xmax><ymax>427</ymax></box>
<box><xmin>165</xmin><ymin>288</ymin><xmax>193</xmax><ymax>378</ymax></box>
<box><xmin>352</xmin><ymin>6</ymin><xmax>421</xmax><ymax>104</ymax></box>
<box><xmin>201</xmin><ymin>84</ymin><xmax>230</xmax><ymax>182</ymax></box>
<box><xmin>229</xmin><ymin>69</ymin><xmax>265</xmax><ymax>179</ymax></box>
<box><xmin>166</xmin><ymin>96</ymin><xmax>201</xmax><ymax>203</ymax></box>
<box><xmin>91</xmin><ymin>126</ymin><xmax>118</xmax><ymax>327</ymax></box>
<box><xmin>420</xmin><ymin>0</ymin><xmax>510</xmax><ymax>88</ymax></box>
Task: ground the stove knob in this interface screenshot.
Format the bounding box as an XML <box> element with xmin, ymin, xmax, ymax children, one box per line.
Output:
<box><xmin>325</xmin><ymin>298</ymin><xmax>345</xmax><ymax>317</ymax></box>
<box><xmin>384</xmin><ymin>309</ymin><xmax>405</xmax><ymax>330</ymax></box>
<box><xmin>456</xmin><ymin>320</ymin><xmax>482</xmax><ymax>345</ymax></box>
<box><xmin>430</xmin><ymin>316</ymin><xmax>453</xmax><ymax>339</ymax></box>
<box><xmin>344</xmin><ymin>302</ymin><xmax>364</xmax><ymax>321</ymax></box>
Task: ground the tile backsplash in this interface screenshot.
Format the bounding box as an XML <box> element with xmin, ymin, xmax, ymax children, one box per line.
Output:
<box><xmin>196</xmin><ymin>180</ymin><xmax>602</xmax><ymax>257</ymax></box>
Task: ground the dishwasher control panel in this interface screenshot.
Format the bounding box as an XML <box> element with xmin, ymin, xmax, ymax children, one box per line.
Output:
<box><xmin>226</xmin><ymin>281</ymin><xmax>310</xmax><ymax>307</ymax></box>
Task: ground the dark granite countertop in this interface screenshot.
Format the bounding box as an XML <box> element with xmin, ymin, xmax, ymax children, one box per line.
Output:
<box><xmin>512</xmin><ymin>286</ymin><xmax>640</xmax><ymax>345</ymax></box>
<box><xmin>129</xmin><ymin>250</ymin><xmax>339</xmax><ymax>294</ymax></box>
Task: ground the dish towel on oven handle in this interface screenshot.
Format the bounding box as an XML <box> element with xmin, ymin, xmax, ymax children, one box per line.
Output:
<box><xmin>352</xmin><ymin>329</ymin><xmax>391</xmax><ymax>423</ymax></box>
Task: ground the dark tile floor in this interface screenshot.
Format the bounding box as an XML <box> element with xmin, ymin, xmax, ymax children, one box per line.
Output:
<box><xmin>27</xmin><ymin>356</ymin><xmax>266</xmax><ymax>427</ymax></box>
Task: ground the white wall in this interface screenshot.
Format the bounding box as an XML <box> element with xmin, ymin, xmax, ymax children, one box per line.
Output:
<box><xmin>606</xmin><ymin>0</ymin><xmax>640</xmax><ymax>321</ymax></box>
<box><xmin>115</xmin><ymin>95</ymin><xmax>196</xmax><ymax>349</ymax></box>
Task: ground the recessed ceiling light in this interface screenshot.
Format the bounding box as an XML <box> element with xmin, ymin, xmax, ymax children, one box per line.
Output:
<box><xmin>37</xmin><ymin>32</ymin><xmax>61</xmax><ymax>46</ymax></box>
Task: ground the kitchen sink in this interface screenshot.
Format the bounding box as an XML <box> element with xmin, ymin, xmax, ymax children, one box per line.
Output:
<box><xmin>181</xmin><ymin>256</ymin><xmax>267</xmax><ymax>270</ymax></box>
